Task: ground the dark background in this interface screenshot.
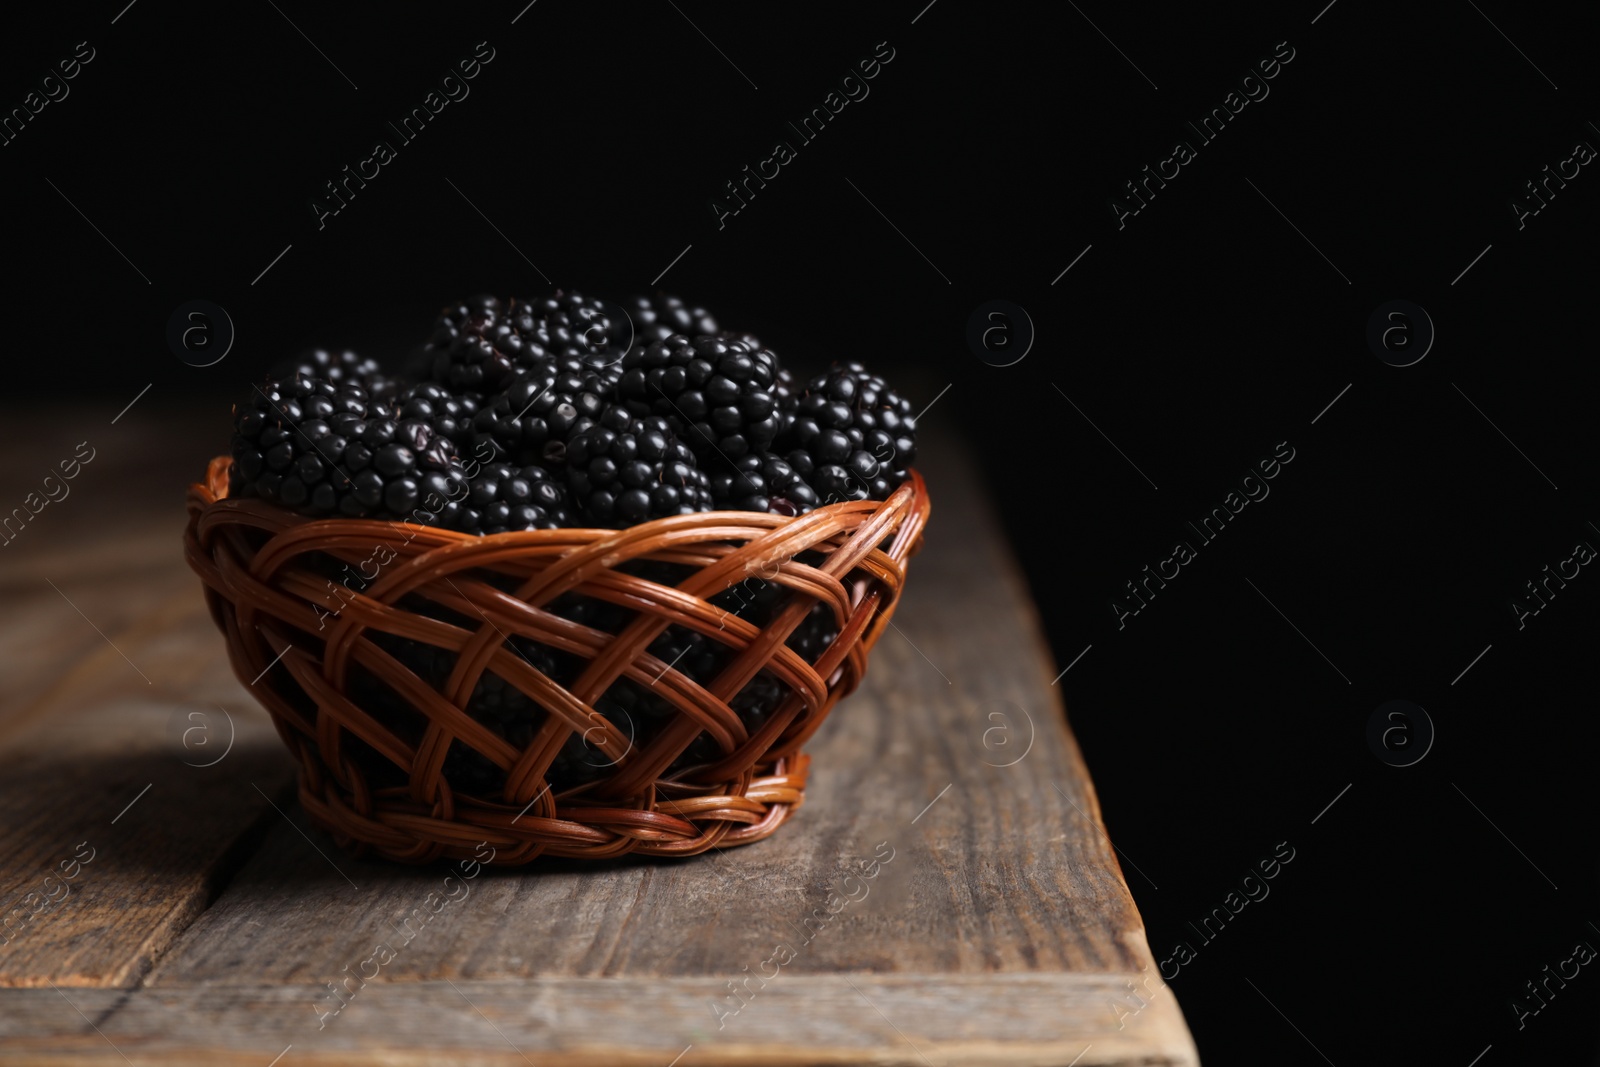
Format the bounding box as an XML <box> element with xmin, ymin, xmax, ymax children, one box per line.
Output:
<box><xmin>5</xmin><ymin>1</ymin><xmax>1598</xmax><ymax>1062</ymax></box>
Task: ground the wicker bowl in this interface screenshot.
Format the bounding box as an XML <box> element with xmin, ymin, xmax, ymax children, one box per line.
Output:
<box><xmin>183</xmin><ymin>455</ymin><xmax>930</xmax><ymax>866</ymax></box>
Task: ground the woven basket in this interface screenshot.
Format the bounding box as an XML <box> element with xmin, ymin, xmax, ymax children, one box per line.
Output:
<box><xmin>183</xmin><ymin>455</ymin><xmax>930</xmax><ymax>866</ymax></box>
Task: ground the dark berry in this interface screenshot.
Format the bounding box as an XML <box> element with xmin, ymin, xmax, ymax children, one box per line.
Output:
<box><xmin>565</xmin><ymin>408</ymin><xmax>712</xmax><ymax>526</ymax></box>
<box><xmin>455</xmin><ymin>462</ymin><xmax>574</xmax><ymax>534</ymax></box>
<box><xmin>230</xmin><ymin>375</ymin><xmax>468</xmax><ymax>525</ymax></box>
<box><xmin>618</xmin><ymin>292</ymin><xmax>720</xmax><ymax>347</ymax></box>
<box><xmin>618</xmin><ymin>334</ymin><xmax>781</xmax><ymax>466</ymax></box>
<box><xmin>776</xmin><ymin>361</ymin><xmax>917</xmax><ymax>504</ymax></box>
<box><xmin>470</xmin><ymin>368</ymin><xmax>607</xmax><ymax>468</ymax></box>
<box><xmin>266</xmin><ymin>348</ymin><xmax>393</xmax><ymax>398</ymax></box>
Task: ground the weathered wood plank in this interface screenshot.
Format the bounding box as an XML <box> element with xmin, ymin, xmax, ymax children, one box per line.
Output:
<box><xmin>0</xmin><ymin>975</ymin><xmax>1192</xmax><ymax>1066</ymax></box>
<box><xmin>0</xmin><ymin>694</ymin><xmax>296</xmax><ymax>988</ymax></box>
<box><xmin>0</xmin><ymin>405</ymin><xmax>212</xmax><ymax>738</ymax></box>
<box><xmin>0</xmin><ymin>405</ymin><xmax>302</xmax><ymax>986</ymax></box>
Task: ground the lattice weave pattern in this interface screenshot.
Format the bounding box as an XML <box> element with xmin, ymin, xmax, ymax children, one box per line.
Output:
<box><xmin>184</xmin><ymin>456</ymin><xmax>930</xmax><ymax>866</ymax></box>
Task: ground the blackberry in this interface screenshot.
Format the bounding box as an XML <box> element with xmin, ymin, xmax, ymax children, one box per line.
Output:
<box><xmin>502</xmin><ymin>290</ymin><xmax>626</xmax><ymax>388</ymax></box>
<box><xmin>419</xmin><ymin>294</ymin><xmax>511</xmax><ymax>391</ymax></box>
<box><xmin>403</xmin><ymin>294</ymin><xmax>489</xmax><ymax>390</ymax></box>
<box><xmin>647</xmin><ymin>623</ymin><xmax>727</xmax><ymax>681</ymax></box>
<box><xmin>564</xmin><ymin>406</ymin><xmax>713</xmax><ymax>526</ymax></box>
<box><xmin>267</xmin><ymin>347</ymin><xmax>393</xmax><ymax>398</ymax></box>
<box><xmin>546</xmin><ymin>587</ymin><xmax>633</xmax><ymax>635</ymax></box>
<box><xmin>437</xmin><ymin>332</ymin><xmax>515</xmax><ymax>393</ymax></box>
<box><xmin>663</xmin><ymin>584</ymin><xmax>835</xmax><ymax>777</ymax></box>
<box><xmin>667</xmin><ymin>669</ymin><xmax>791</xmax><ymax>776</ymax></box>
<box><xmin>709</xmin><ymin>571</ymin><xmax>786</xmax><ymax>630</ymax></box>
<box><xmin>456</xmin><ymin>461</ymin><xmax>574</xmax><ymax>534</ymax></box>
<box><xmin>469</xmin><ymin>368</ymin><xmax>607</xmax><ymax>468</ymax></box>
<box><xmin>723</xmin><ymin>332</ymin><xmax>797</xmax><ymax>439</ymax></box>
<box><xmin>582</xmin><ymin>674</ymin><xmax>687</xmax><ymax>777</ymax></box>
<box><xmin>436</xmin><ymin>293</ymin><xmax>503</xmax><ymax>335</ymax></box>
<box><xmin>230</xmin><ymin>376</ymin><xmax>365</xmax><ymax>514</ymax></box>
<box><xmin>765</xmin><ymin>356</ymin><xmax>799</xmax><ymax>448</ymax></box>
<box><xmin>508</xmin><ymin>289</ymin><xmax>616</xmax><ymax>353</ymax></box>
<box><xmin>396</xmin><ymin>381</ymin><xmax>483</xmax><ymax>446</ymax></box>
<box><xmin>777</xmin><ymin>361</ymin><xmax>917</xmax><ymax>504</ymax></box>
<box><xmin>416</xmin><ymin>290</ymin><xmax>616</xmax><ymax>393</ymax></box>
<box><xmin>732</xmin><ymin>670</ymin><xmax>786</xmax><ymax>731</ymax></box>
<box><xmin>356</xmin><ymin>415</ymin><xmax>470</xmax><ymax>525</ymax></box>
<box><xmin>231</xmin><ymin>375</ymin><xmax>468</xmax><ymax>523</ymax></box>
<box><xmin>772</xmin><ymin>364</ymin><xmax>797</xmax><ymax>406</ymax></box>
<box><xmin>359</xmin><ymin>625</ymin><xmax>614</xmax><ymax>795</ymax></box>
<box><xmin>786</xmin><ymin>601</ymin><xmax>838</xmax><ymax>663</ymax></box>
<box><xmin>659</xmin><ymin>614</ymin><xmax>844</xmax><ymax>780</ymax></box>
<box><xmin>443</xmin><ymin>643</ymin><xmax>603</xmax><ymax>794</ymax></box>
<box><xmin>720</xmin><ymin>329</ymin><xmax>763</xmax><ymax>350</ymax></box>
<box><xmin>618</xmin><ymin>292</ymin><xmax>720</xmax><ymax>347</ymax></box>
<box><xmin>708</xmin><ymin>452</ymin><xmax>819</xmax><ymax>516</ymax></box>
<box><xmin>617</xmin><ymin>334</ymin><xmax>780</xmax><ymax>466</ymax></box>
<box><xmin>709</xmin><ymin>550</ymin><xmax>837</xmax><ymax>658</ymax></box>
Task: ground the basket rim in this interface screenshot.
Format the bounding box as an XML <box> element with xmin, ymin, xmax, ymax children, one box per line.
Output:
<box><xmin>188</xmin><ymin>452</ymin><xmax>929</xmax><ymax>542</ymax></box>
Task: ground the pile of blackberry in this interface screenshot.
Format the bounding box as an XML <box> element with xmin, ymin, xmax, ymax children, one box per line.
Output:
<box><xmin>226</xmin><ymin>291</ymin><xmax>914</xmax><ymax>794</ymax></box>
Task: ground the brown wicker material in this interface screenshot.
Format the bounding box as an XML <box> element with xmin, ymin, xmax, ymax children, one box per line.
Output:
<box><xmin>184</xmin><ymin>455</ymin><xmax>930</xmax><ymax>866</ymax></box>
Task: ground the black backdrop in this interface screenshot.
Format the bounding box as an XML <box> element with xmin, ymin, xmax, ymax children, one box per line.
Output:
<box><xmin>5</xmin><ymin>1</ymin><xmax>1599</xmax><ymax>1061</ymax></box>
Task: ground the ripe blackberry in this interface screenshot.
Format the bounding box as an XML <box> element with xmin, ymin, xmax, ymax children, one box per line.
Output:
<box><xmin>502</xmin><ymin>290</ymin><xmax>626</xmax><ymax>388</ymax></box>
<box><xmin>709</xmin><ymin>452</ymin><xmax>819</xmax><ymax>516</ymax></box>
<box><xmin>384</xmin><ymin>592</ymin><xmax>648</xmax><ymax>792</ymax></box>
<box><xmin>647</xmin><ymin>623</ymin><xmax>727</xmax><ymax>681</ymax></box>
<box><xmin>617</xmin><ymin>334</ymin><xmax>780</xmax><ymax>465</ymax></box>
<box><xmin>720</xmin><ymin>329</ymin><xmax>763</xmax><ymax>350</ymax></box>
<box><xmin>765</xmin><ymin>357</ymin><xmax>799</xmax><ymax>447</ymax></box>
<box><xmin>709</xmin><ymin>571</ymin><xmax>786</xmax><ymax>630</ymax></box>
<box><xmin>437</xmin><ymin>293</ymin><xmax>503</xmax><ymax>334</ymax></box>
<box><xmin>786</xmin><ymin>601</ymin><xmax>838</xmax><ymax>663</ymax></box>
<box><xmin>353</xmin><ymin>415</ymin><xmax>469</xmax><ymax>525</ymax></box>
<box><xmin>508</xmin><ymin>289</ymin><xmax>616</xmax><ymax>352</ymax></box>
<box><xmin>446</xmin><ymin>646</ymin><xmax>636</xmax><ymax>795</ymax></box>
<box><xmin>469</xmin><ymin>368</ymin><xmax>607</xmax><ymax>469</ymax></box>
<box><xmin>396</xmin><ymin>381</ymin><xmax>483</xmax><ymax>446</ymax></box>
<box><xmin>231</xmin><ymin>375</ymin><xmax>468</xmax><ymax>523</ymax></box>
<box><xmin>732</xmin><ymin>670</ymin><xmax>786</xmax><ymax>729</ymax></box>
<box><xmin>667</xmin><ymin>669</ymin><xmax>791</xmax><ymax>776</ymax></box>
<box><xmin>722</xmin><ymin>332</ymin><xmax>797</xmax><ymax>437</ymax></box>
<box><xmin>545</xmin><ymin>587</ymin><xmax>632</xmax><ymax>635</ymax></box>
<box><xmin>573</xmin><ymin>573</ymin><xmax>733</xmax><ymax>751</ymax></box>
<box><xmin>413</xmin><ymin>290</ymin><xmax>631</xmax><ymax>394</ymax></box>
<box><xmin>419</xmin><ymin>294</ymin><xmax>513</xmax><ymax>391</ymax></box>
<box><xmin>618</xmin><ymin>292</ymin><xmax>719</xmax><ymax>347</ymax></box>
<box><xmin>707</xmin><ymin>550</ymin><xmax>837</xmax><ymax>659</ymax></box>
<box><xmin>456</xmin><ymin>462</ymin><xmax>574</xmax><ymax>534</ymax></box>
<box><xmin>357</xmin><ymin>624</ymin><xmax>618</xmax><ymax>795</ymax></box>
<box><xmin>773</xmin><ymin>364</ymin><xmax>797</xmax><ymax>405</ymax></box>
<box><xmin>267</xmin><ymin>347</ymin><xmax>393</xmax><ymax>398</ymax></box>
<box><xmin>437</xmin><ymin>333</ymin><xmax>516</xmax><ymax>393</ymax></box>
<box><xmin>663</xmin><ymin>582</ymin><xmax>836</xmax><ymax>776</ymax></box>
<box><xmin>564</xmin><ymin>406</ymin><xmax>713</xmax><ymax>526</ymax></box>
<box><xmin>230</xmin><ymin>376</ymin><xmax>364</xmax><ymax>514</ymax></box>
<box><xmin>778</xmin><ymin>361</ymin><xmax>917</xmax><ymax>503</ymax></box>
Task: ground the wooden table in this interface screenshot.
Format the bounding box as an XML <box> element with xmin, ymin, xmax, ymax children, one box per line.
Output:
<box><xmin>0</xmin><ymin>406</ymin><xmax>1199</xmax><ymax>1066</ymax></box>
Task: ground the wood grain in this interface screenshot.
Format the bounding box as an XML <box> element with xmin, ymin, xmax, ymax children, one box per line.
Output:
<box><xmin>0</xmin><ymin>975</ymin><xmax>1191</xmax><ymax>1066</ymax></box>
<box><xmin>0</xmin><ymin>406</ymin><xmax>217</xmax><ymax>740</ymax></box>
<box><xmin>0</xmin><ymin>407</ymin><xmax>301</xmax><ymax>987</ymax></box>
<box><xmin>0</xmin><ymin>637</ymin><xmax>298</xmax><ymax>988</ymax></box>
<box><xmin>0</xmin><ymin>412</ymin><xmax>1198</xmax><ymax>1065</ymax></box>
